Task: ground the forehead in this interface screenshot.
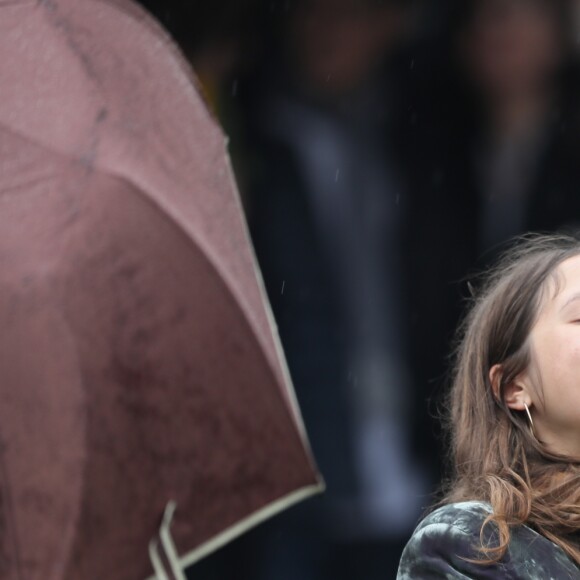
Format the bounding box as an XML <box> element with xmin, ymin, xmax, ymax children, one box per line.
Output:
<box><xmin>539</xmin><ymin>254</ymin><xmax>580</xmax><ymax>314</ymax></box>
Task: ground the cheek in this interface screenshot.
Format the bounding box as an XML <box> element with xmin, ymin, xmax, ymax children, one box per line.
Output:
<box><xmin>529</xmin><ymin>330</ymin><xmax>563</xmax><ymax>393</ymax></box>
<box><xmin>562</xmin><ymin>343</ymin><xmax>580</xmax><ymax>393</ymax></box>
<box><xmin>554</xmin><ymin>327</ymin><xmax>580</xmax><ymax>368</ymax></box>
<box><xmin>532</xmin><ymin>328</ymin><xmax>580</xmax><ymax>409</ymax></box>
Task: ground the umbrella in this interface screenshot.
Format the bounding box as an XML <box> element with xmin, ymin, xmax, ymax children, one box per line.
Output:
<box><xmin>0</xmin><ymin>0</ymin><xmax>323</xmax><ymax>578</ymax></box>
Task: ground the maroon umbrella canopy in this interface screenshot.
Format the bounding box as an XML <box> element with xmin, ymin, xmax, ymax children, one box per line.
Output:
<box><xmin>0</xmin><ymin>1</ymin><xmax>323</xmax><ymax>578</ymax></box>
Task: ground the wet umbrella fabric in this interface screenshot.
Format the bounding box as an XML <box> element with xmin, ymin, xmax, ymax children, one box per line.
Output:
<box><xmin>0</xmin><ymin>0</ymin><xmax>323</xmax><ymax>578</ymax></box>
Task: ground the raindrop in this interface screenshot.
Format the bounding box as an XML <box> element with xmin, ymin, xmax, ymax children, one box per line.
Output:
<box><xmin>232</xmin><ymin>79</ymin><xmax>238</xmax><ymax>97</ymax></box>
<box><xmin>335</xmin><ymin>168</ymin><xmax>340</xmax><ymax>182</ymax></box>
<box><xmin>281</xmin><ymin>280</ymin><xmax>286</xmax><ymax>294</ymax></box>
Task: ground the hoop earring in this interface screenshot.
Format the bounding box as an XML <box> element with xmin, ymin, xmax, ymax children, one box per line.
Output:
<box><xmin>524</xmin><ymin>403</ymin><xmax>535</xmax><ymax>438</ymax></box>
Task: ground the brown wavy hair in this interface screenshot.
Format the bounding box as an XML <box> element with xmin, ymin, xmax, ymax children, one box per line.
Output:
<box><xmin>442</xmin><ymin>233</ymin><xmax>580</xmax><ymax>564</ymax></box>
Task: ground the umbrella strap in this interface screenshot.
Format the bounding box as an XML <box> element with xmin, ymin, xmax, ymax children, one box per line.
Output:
<box><xmin>148</xmin><ymin>501</ymin><xmax>187</xmax><ymax>580</ymax></box>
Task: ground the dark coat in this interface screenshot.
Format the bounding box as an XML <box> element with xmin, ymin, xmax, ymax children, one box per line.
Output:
<box><xmin>398</xmin><ymin>501</ymin><xmax>580</xmax><ymax>579</ymax></box>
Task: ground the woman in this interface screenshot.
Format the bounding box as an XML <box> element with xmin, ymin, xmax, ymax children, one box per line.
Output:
<box><xmin>398</xmin><ymin>234</ymin><xmax>580</xmax><ymax>578</ymax></box>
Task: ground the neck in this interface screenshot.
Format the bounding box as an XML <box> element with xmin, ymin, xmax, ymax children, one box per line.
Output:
<box><xmin>536</xmin><ymin>425</ymin><xmax>580</xmax><ymax>460</ymax></box>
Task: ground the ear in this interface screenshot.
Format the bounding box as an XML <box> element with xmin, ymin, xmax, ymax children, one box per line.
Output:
<box><xmin>489</xmin><ymin>364</ymin><xmax>532</xmax><ymax>411</ymax></box>
<box><xmin>489</xmin><ymin>364</ymin><xmax>503</xmax><ymax>402</ymax></box>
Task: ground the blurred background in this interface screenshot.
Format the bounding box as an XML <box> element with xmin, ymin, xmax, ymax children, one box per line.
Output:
<box><xmin>135</xmin><ymin>0</ymin><xmax>580</xmax><ymax>577</ymax></box>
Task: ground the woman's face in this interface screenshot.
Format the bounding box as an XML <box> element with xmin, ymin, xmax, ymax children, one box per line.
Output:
<box><xmin>523</xmin><ymin>254</ymin><xmax>580</xmax><ymax>457</ymax></box>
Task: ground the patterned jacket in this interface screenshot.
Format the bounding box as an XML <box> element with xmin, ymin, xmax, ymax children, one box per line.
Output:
<box><xmin>397</xmin><ymin>501</ymin><xmax>580</xmax><ymax>579</ymax></box>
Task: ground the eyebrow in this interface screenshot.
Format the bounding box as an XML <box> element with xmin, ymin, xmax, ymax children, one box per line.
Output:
<box><xmin>559</xmin><ymin>291</ymin><xmax>580</xmax><ymax>312</ymax></box>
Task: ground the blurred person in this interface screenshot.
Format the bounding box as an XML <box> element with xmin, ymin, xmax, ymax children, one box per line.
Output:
<box><xmin>237</xmin><ymin>1</ymin><xmax>433</xmax><ymax>578</ymax></box>
<box><xmin>417</xmin><ymin>0</ymin><xmax>580</xmax><ymax>258</ymax></box>
<box><xmin>401</xmin><ymin>0</ymin><xmax>580</xmax><ymax>478</ymax></box>
<box><xmin>458</xmin><ymin>0</ymin><xmax>580</xmax><ymax>252</ymax></box>
<box><xmin>399</xmin><ymin>235</ymin><xmax>580</xmax><ymax>578</ymax></box>
<box><xmin>407</xmin><ymin>0</ymin><xmax>580</xmax><ymax>264</ymax></box>
<box><xmin>123</xmin><ymin>3</ymin><xmax>429</xmax><ymax>579</ymax></box>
